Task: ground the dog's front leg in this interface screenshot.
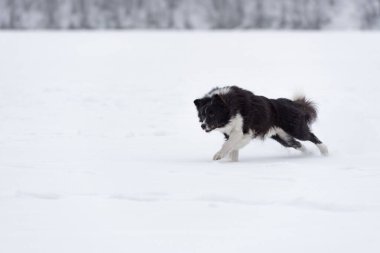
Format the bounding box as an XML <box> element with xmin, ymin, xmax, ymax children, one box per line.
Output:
<box><xmin>229</xmin><ymin>150</ymin><xmax>239</xmax><ymax>162</ymax></box>
<box><xmin>213</xmin><ymin>131</ymin><xmax>243</xmax><ymax>161</ymax></box>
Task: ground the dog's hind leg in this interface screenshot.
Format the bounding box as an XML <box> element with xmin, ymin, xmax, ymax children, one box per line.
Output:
<box><xmin>308</xmin><ymin>132</ymin><xmax>328</xmax><ymax>156</ymax></box>
<box><xmin>271</xmin><ymin>134</ymin><xmax>292</xmax><ymax>147</ymax></box>
<box><xmin>272</xmin><ymin>129</ymin><xmax>307</xmax><ymax>153</ymax></box>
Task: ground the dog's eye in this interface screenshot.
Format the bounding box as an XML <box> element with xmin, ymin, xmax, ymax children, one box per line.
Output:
<box><xmin>209</xmin><ymin>113</ymin><xmax>215</xmax><ymax>118</ymax></box>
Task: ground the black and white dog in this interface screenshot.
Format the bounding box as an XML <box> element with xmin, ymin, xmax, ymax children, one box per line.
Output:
<box><xmin>194</xmin><ymin>86</ymin><xmax>328</xmax><ymax>161</ymax></box>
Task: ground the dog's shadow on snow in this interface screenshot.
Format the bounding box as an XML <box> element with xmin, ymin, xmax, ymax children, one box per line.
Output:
<box><xmin>181</xmin><ymin>152</ymin><xmax>326</xmax><ymax>165</ymax></box>
<box><xmin>236</xmin><ymin>152</ymin><xmax>325</xmax><ymax>164</ymax></box>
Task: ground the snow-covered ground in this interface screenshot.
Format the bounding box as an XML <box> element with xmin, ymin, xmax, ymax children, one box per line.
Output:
<box><xmin>0</xmin><ymin>32</ymin><xmax>380</xmax><ymax>252</ymax></box>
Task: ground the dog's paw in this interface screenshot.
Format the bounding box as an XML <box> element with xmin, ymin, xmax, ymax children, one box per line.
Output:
<box><xmin>213</xmin><ymin>151</ymin><xmax>224</xmax><ymax>160</ymax></box>
<box><xmin>317</xmin><ymin>144</ymin><xmax>329</xmax><ymax>156</ymax></box>
<box><xmin>298</xmin><ymin>145</ymin><xmax>309</xmax><ymax>154</ymax></box>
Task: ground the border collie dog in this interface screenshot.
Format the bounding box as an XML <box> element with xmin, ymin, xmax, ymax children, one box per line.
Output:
<box><xmin>194</xmin><ymin>86</ymin><xmax>328</xmax><ymax>162</ymax></box>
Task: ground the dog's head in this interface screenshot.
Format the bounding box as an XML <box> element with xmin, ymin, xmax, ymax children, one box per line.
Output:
<box><xmin>194</xmin><ymin>95</ymin><xmax>230</xmax><ymax>132</ymax></box>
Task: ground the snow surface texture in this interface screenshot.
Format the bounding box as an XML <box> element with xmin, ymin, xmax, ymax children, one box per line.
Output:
<box><xmin>0</xmin><ymin>32</ymin><xmax>380</xmax><ymax>252</ymax></box>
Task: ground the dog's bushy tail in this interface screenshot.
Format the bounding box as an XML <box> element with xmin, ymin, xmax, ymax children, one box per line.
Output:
<box><xmin>293</xmin><ymin>95</ymin><xmax>318</xmax><ymax>124</ymax></box>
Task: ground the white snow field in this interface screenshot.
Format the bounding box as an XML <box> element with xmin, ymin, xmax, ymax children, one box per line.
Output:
<box><xmin>1</xmin><ymin>32</ymin><xmax>380</xmax><ymax>252</ymax></box>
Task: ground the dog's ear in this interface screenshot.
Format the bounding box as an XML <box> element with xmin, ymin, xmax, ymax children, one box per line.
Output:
<box><xmin>194</xmin><ymin>99</ymin><xmax>201</xmax><ymax>108</ymax></box>
<box><xmin>211</xmin><ymin>94</ymin><xmax>226</xmax><ymax>106</ymax></box>
<box><xmin>194</xmin><ymin>98</ymin><xmax>205</xmax><ymax>109</ymax></box>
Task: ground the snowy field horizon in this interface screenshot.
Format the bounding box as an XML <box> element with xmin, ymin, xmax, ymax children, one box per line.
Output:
<box><xmin>1</xmin><ymin>31</ymin><xmax>380</xmax><ymax>252</ymax></box>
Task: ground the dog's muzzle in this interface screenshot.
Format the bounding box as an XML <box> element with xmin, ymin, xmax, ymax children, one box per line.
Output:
<box><xmin>201</xmin><ymin>123</ymin><xmax>213</xmax><ymax>132</ymax></box>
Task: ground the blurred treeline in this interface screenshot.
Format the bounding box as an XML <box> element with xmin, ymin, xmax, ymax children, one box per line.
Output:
<box><xmin>0</xmin><ymin>0</ymin><xmax>379</xmax><ymax>29</ymax></box>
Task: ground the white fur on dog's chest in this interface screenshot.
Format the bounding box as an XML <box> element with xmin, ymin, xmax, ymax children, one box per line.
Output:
<box><xmin>216</xmin><ymin>114</ymin><xmax>244</xmax><ymax>135</ymax></box>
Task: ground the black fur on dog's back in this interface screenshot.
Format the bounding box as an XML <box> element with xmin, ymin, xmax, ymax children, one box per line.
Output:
<box><xmin>218</xmin><ymin>87</ymin><xmax>273</xmax><ymax>137</ymax></box>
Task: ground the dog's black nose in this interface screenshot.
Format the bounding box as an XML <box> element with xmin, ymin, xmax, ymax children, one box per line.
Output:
<box><xmin>201</xmin><ymin>124</ymin><xmax>206</xmax><ymax>130</ymax></box>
